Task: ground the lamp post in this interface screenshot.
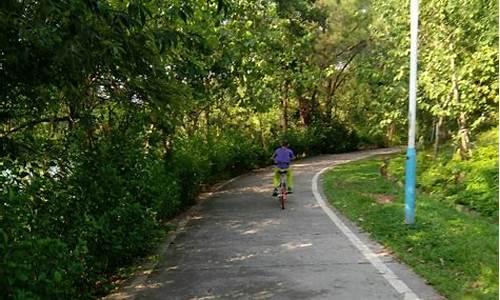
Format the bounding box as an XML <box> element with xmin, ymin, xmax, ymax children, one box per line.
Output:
<box><xmin>405</xmin><ymin>0</ymin><xmax>419</xmax><ymax>224</ymax></box>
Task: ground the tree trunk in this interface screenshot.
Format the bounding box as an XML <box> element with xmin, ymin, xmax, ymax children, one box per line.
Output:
<box><xmin>385</xmin><ymin>122</ymin><xmax>396</xmax><ymax>146</ymax></box>
<box><xmin>144</xmin><ymin>123</ymin><xmax>155</xmax><ymax>153</ymax></box>
<box><xmin>257</xmin><ymin>114</ymin><xmax>266</xmax><ymax>149</ymax></box>
<box><xmin>324</xmin><ymin>78</ymin><xmax>334</xmax><ymax>120</ymax></box>
<box><xmin>298</xmin><ymin>95</ymin><xmax>311</xmax><ymax>127</ymax></box>
<box><xmin>433</xmin><ymin>115</ymin><xmax>444</xmax><ymax>159</ymax></box>
<box><xmin>451</xmin><ymin>56</ymin><xmax>470</xmax><ymax>160</ymax></box>
<box><xmin>310</xmin><ymin>87</ymin><xmax>318</xmax><ymax>123</ymax></box>
<box><xmin>457</xmin><ymin>112</ymin><xmax>471</xmax><ymax>160</ymax></box>
<box><xmin>281</xmin><ymin>83</ymin><xmax>289</xmax><ymax>134</ymax></box>
<box><xmin>205</xmin><ymin>105</ymin><xmax>210</xmax><ymax>143</ymax></box>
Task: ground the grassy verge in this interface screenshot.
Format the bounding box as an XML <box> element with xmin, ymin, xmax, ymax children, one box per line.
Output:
<box><xmin>323</xmin><ymin>155</ymin><xmax>499</xmax><ymax>300</ymax></box>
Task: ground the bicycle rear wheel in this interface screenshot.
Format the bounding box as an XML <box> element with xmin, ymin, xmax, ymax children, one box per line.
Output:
<box><xmin>279</xmin><ymin>185</ymin><xmax>286</xmax><ymax>209</ymax></box>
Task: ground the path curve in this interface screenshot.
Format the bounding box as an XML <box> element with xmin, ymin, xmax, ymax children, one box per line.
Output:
<box><xmin>112</xmin><ymin>148</ymin><xmax>442</xmax><ymax>300</ymax></box>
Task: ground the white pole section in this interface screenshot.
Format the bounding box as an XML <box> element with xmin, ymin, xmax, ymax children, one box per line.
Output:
<box><xmin>408</xmin><ymin>0</ymin><xmax>419</xmax><ymax>148</ymax></box>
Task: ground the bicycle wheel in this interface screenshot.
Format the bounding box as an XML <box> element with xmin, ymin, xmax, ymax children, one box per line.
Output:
<box><xmin>280</xmin><ymin>184</ymin><xmax>286</xmax><ymax>209</ymax></box>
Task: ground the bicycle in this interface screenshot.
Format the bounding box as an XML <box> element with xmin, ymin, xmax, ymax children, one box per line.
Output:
<box><xmin>277</xmin><ymin>169</ymin><xmax>288</xmax><ymax>209</ymax></box>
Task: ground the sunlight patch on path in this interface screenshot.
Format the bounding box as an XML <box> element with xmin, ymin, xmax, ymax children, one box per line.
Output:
<box><xmin>281</xmin><ymin>242</ymin><xmax>313</xmax><ymax>251</ymax></box>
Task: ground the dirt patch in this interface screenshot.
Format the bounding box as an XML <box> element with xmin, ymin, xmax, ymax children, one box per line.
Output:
<box><xmin>364</xmin><ymin>193</ymin><xmax>396</xmax><ymax>204</ymax></box>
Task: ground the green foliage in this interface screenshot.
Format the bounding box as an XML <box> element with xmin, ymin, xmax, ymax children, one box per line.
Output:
<box><xmin>1</xmin><ymin>160</ymin><xmax>87</xmax><ymax>299</ymax></box>
<box><xmin>424</xmin><ymin>129</ymin><xmax>498</xmax><ymax>217</ymax></box>
<box><xmin>281</xmin><ymin>121</ymin><xmax>359</xmax><ymax>156</ymax></box>
<box><xmin>324</xmin><ymin>157</ymin><xmax>499</xmax><ymax>300</ymax></box>
<box><xmin>0</xmin><ymin>135</ymin><xmax>167</xmax><ymax>298</ymax></box>
<box><xmin>2</xmin><ymin>0</ymin><xmax>495</xmax><ymax>298</ymax></box>
<box><xmin>343</xmin><ymin>0</ymin><xmax>498</xmax><ymax>146</ymax></box>
<box><xmin>388</xmin><ymin>128</ymin><xmax>499</xmax><ymax>218</ymax></box>
<box><xmin>308</xmin><ymin>121</ymin><xmax>360</xmax><ymax>154</ymax></box>
<box><xmin>2</xmin><ymin>0</ymin><xmax>355</xmax><ymax>297</ymax></box>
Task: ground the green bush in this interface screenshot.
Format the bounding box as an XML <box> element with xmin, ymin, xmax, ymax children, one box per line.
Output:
<box><xmin>388</xmin><ymin>127</ymin><xmax>498</xmax><ymax>218</ymax></box>
<box><xmin>0</xmin><ymin>236</ymin><xmax>87</xmax><ymax>300</ymax></box>
<box><xmin>1</xmin><ymin>131</ymin><xmax>169</xmax><ymax>298</ymax></box>
<box><xmin>280</xmin><ymin>121</ymin><xmax>360</xmax><ymax>157</ymax></box>
<box><xmin>444</xmin><ymin>130</ymin><xmax>499</xmax><ymax>217</ymax></box>
<box><xmin>0</xmin><ymin>160</ymin><xmax>89</xmax><ymax>299</ymax></box>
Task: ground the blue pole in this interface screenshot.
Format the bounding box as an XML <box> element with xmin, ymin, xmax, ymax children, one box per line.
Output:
<box><xmin>405</xmin><ymin>148</ymin><xmax>416</xmax><ymax>224</ymax></box>
<box><xmin>405</xmin><ymin>0</ymin><xmax>419</xmax><ymax>224</ymax></box>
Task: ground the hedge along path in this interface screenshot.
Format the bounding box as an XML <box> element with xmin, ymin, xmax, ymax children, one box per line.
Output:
<box><xmin>106</xmin><ymin>148</ymin><xmax>443</xmax><ymax>300</ymax></box>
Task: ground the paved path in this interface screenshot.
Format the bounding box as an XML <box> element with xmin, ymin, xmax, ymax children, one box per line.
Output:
<box><xmin>122</xmin><ymin>149</ymin><xmax>442</xmax><ymax>300</ymax></box>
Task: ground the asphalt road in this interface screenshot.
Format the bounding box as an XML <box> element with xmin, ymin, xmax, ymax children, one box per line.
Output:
<box><xmin>111</xmin><ymin>149</ymin><xmax>443</xmax><ymax>300</ymax></box>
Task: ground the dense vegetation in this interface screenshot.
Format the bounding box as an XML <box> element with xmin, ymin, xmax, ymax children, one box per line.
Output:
<box><xmin>0</xmin><ymin>0</ymin><xmax>497</xmax><ymax>299</ymax></box>
<box><xmin>324</xmin><ymin>153</ymin><xmax>498</xmax><ymax>300</ymax></box>
<box><xmin>388</xmin><ymin>128</ymin><xmax>499</xmax><ymax>219</ymax></box>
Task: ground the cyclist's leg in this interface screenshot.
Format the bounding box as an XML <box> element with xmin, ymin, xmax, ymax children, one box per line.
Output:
<box><xmin>272</xmin><ymin>168</ymin><xmax>280</xmax><ymax>195</ymax></box>
<box><xmin>273</xmin><ymin>169</ymin><xmax>281</xmax><ymax>188</ymax></box>
<box><xmin>286</xmin><ymin>168</ymin><xmax>294</xmax><ymax>192</ymax></box>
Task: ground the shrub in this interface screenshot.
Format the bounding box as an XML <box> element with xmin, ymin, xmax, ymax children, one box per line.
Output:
<box><xmin>389</xmin><ymin>127</ymin><xmax>498</xmax><ymax>218</ymax></box>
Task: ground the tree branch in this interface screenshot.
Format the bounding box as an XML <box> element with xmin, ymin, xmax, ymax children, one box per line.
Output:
<box><xmin>1</xmin><ymin>116</ymin><xmax>72</xmax><ymax>137</ymax></box>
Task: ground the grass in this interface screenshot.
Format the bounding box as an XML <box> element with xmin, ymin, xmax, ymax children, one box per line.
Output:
<box><xmin>323</xmin><ymin>155</ymin><xmax>499</xmax><ymax>300</ymax></box>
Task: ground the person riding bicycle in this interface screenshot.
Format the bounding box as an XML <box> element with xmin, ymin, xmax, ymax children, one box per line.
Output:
<box><xmin>271</xmin><ymin>140</ymin><xmax>295</xmax><ymax>196</ymax></box>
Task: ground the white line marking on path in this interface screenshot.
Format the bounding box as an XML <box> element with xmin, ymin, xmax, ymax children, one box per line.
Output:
<box><xmin>312</xmin><ymin>163</ymin><xmax>421</xmax><ymax>300</ymax></box>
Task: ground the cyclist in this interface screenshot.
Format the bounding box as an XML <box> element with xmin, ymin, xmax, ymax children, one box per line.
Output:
<box><xmin>271</xmin><ymin>140</ymin><xmax>295</xmax><ymax>196</ymax></box>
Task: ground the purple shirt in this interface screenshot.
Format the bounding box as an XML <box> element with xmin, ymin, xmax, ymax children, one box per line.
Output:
<box><xmin>274</xmin><ymin>147</ymin><xmax>294</xmax><ymax>169</ymax></box>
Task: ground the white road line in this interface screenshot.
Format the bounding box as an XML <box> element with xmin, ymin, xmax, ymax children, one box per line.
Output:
<box><xmin>312</xmin><ymin>163</ymin><xmax>421</xmax><ymax>300</ymax></box>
